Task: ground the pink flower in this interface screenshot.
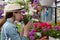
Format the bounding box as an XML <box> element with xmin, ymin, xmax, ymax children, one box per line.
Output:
<box><xmin>55</xmin><ymin>26</ymin><xmax>60</xmax><ymax>31</ymax></box>
<box><xmin>41</xmin><ymin>22</ymin><xmax>47</xmax><ymax>27</ymax></box>
<box><xmin>30</xmin><ymin>36</ymin><xmax>35</xmax><ymax>40</ymax></box>
<box><xmin>31</xmin><ymin>30</ymin><xmax>37</xmax><ymax>32</ymax></box>
<box><xmin>33</xmin><ymin>23</ymin><xmax>38</xmax><ymax>28</ymax></box>
<box><xmin>47</xmin><ymin>23</ymin><xmax>50</xmax><ymax>26</ymax></box>
<box><xmin>47</xmin><ymin>26</ymin><xmax>52</xmax><ymax>30</ymax></box>
<box><xmin>43</xmin><ymin>28</ymin><xmax>47</xmax><ymax>32</ymax></box>
<box><xmin>28</xmin><ymin>30</ymin><xmax>37</xmax><ymax>36</ymax></box>
<box><xmin>33</xmin><ymin>22</ymin><xmax>41</xmax><ymax>28</ymax></box>
<box><xmin>39</xmin><ymin>22</ymin><xmax>47</xmax><ymax>29</ymax></box>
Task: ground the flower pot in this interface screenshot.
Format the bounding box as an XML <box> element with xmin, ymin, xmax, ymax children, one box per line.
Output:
<box><xmin>49</xmin><ymin>36</ymin><xmax>60</xmax><ymax>40</ymax></box>
<box><xmin>39</xmin><ymin>0</ymin><xmax>54</xmax><ymax>6</ymax></box>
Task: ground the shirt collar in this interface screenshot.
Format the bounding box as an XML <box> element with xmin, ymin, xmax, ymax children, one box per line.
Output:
<box><xmin>6</xmin><ymin>19</ymin><xmax>14</xmax><ymax>24</ymax></box>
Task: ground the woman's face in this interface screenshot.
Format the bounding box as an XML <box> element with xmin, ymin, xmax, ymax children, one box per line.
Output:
<box><xmin>13</xmin><ymin>10</ymin><xmax>23</xmax><ymax>21</ymax></box>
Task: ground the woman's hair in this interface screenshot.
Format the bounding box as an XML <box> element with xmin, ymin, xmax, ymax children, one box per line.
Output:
<box><xmin>0</xmin><ymin>12</ymin><xmax>13</xmax><ymax>27</ymax></box>
<box><xmin>5</xmin><ymin>12</ymin><xmax>13</xmax><ymax>19</ymax></box>
<box><xmin>0</xmin><ymin>9</ymin><xmax>21</xmax><ymax>27</ymax></box>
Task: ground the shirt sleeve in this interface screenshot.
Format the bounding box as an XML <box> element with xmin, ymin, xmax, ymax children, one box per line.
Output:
<box><xmin>1</xmin><ymin>27</ymin><xmax>6</xmax><ymax>40</ymax></box>
<box><xmin>22</xmin><ymin>36</ymin><xmax>27</xmax><ymax>40</ymax></box>
<box><xmin>7</xmin><ymin>25</ymin><xmax>21</xmax><ymax>40</ymax></box>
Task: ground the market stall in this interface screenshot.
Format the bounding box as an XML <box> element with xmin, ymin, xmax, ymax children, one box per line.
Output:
<box><xmin>0</xmin><ymin>0</ymin><xmax>60</xmax><ymax>40</ymax></box>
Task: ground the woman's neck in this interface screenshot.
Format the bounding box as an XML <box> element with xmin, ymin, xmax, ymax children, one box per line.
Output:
<box><xmin>9</xmin><ymin>17</ymin><xmax>14</xmax><ymax>23</ymax></box>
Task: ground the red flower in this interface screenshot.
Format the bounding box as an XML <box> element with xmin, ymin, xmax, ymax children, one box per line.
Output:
<box><xmin>33</xmin><ymin>22</ymin><xmax>41</xmax><ymax>28</ymax></box>
<box><xmin>46</xmin><ymin>23</ymin><xmax>52</xmax><ymax>29</ymax></box>
<box><xmin>33</xmin><ymin>22</ymin><xmax>52</xmax><ymax>30</ymax></box>
<box><xmin>39</xmin><ymin>22</ymin><xmax>47</xmax><ymax>28</ymax></box>
<box><xmin>33</xmin><ymin>23</ymin><xmax>38</xmax><ymax>28</ymax></box>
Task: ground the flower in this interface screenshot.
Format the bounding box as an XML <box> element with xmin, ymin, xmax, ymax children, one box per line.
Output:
<box><xmin>0</xmin><ymin>10</ymin><xmax>3</xmax><ymax>18</ymax></box>
<box><xmin>21</xmin><ymin>10</ymin><xmax>26</xmax><ymax>13</ymax></box>
<box><xmin>37</xmin><ymin>6</ymin><xmax>42</xmax><ymax>12</ymax></box>
<box><xmin>31</xmin><ymin>29</ymin><xmax>37</xmax><ymax>32</ymax></box>
<box><xmin>36</xmin><ymin>32</ymin><xmax>41</xmax><ymax>37</ymax></box>
<box><xmin>33</xmin><ymin>23</ymin><xmax>39</xmax><ymax>28</ymax></box>
<box><xmin>31</xmin><ymin>18</ymin><xmax>39</xmax><ymax>22</ymax></box>
<box><xmin>47</xmin><ymin>26</ymin><xmax>52</xmax><ymax>30</ymax></box>
<box><xmin>0</xmin><ymin>10</ymin><xmax>3</xmax><ymax>15</ymax></box>
<box><xmin>28</xmin><ymin>30</ymin><xmax>37</xmax><ymax>40</ymax></box>
<box><xmin>40</xmin><ymin>22</ymin><xmax>47</xmax><ymax>27</ymax></box>
<box><xmin>30</xmin><ymin>36</ymin><xmax>35</xmax><ymax>40</ymax></box>
<box><xmin>0</xmin><ymin>16</ymin><xmax>3</xmax><ymax>19</ymax></box>
<box><xmin>55</xmin><ymin>26</ymin><xmax>60</xmax><ymax>31</ymax></box>
<box><xmin>28</xmin><ymin>30</ymin><xmax>37</xmax><ymax>36</ymax></box>
<box><xmin>32</xmin><ymin>14</ymin><xmax>39</xmax><ymax>19</ymax></box>
<box><xmin>43</xmin><ymin>28</ymin><xmax>47</xmax><ymax>32</ymax></box>
<box><xmin>28</xmin><ymin>32</ymin><xmax>33</xmax><ymax>36</ymax></box>
<box><xmin>46</xmin><ymin>23</ymin><xmax>52</xmax><ymax>30</ymax></box>
<box><xmin>33</xmin><ymin>0</ymin><xmax>39</xmax><ymax>4</ymax></box>
<box><xmin>33</xmin><ymin>22</ymin><xmax>52</xmax><ymax>29</ymax></box>
<box><xmin>46</xmin><ymin>23</ymin><xmax>52</xmax><ymax>28</ymax></box>
<box><xmin>31</xmin><ymin>30</ymin><xmax>37</xmax><ymax>35</ymax></box>
<box><xmin>33</xmin><ymin>22</ymin><xmax>41</xmax><ymax>28</ymax></box>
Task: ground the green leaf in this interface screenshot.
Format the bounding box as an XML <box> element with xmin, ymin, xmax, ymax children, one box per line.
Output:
<box><xmin>16</xmin><ymin>24</ymin><xmax>23</xmax><ymax>32</ymax></box>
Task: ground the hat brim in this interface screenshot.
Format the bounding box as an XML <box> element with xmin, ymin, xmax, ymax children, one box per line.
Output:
<box><xmin>2</xmin><ymin>8</ymin><xmax>24</xmax><ymax>16</ymax></box>
<box><xmin>11</xmin><ymin>8</ymin><xmax>24</xmax><ymax>12</ymax></box>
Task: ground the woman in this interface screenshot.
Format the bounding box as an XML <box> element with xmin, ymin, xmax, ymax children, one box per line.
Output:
<box><xmin>14</xmin><ymin>14</ymin><xmax>24</xmax><ymax>38</ymax></box>
<box><xmin>1</xmin><ymin>4</ymin><xmax>32</xmax><ymax>40</ymax></box>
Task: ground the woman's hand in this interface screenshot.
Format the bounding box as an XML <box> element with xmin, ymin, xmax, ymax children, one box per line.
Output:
<box><xmin>40</xmin><ymin>36</ymin><xmax>48</xmax><ymax>40</ymax></box>
<box><xmin>23</xmin><ymin>21</ymin><xmax>33</xmax><ymax>37</ymax></box>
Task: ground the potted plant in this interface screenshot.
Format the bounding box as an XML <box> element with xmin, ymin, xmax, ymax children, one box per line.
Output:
<box><xmin>49</xmin><ymin>26</ymin><xmax>60</xmax><ymax>40</ymax></box>
<box><xmin>28</xmin><ymin>22</ymin><xmax>52</xmax><ymax>40</ymax></box>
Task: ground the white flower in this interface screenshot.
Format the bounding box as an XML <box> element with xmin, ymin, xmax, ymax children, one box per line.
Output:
<box><xmin>57</xmin><ymin>34</ymin><xmax>60</xmax><ymax>36</ymax></box>
<box><xmin>29</xmin><ymin>8</ymin><xmax>33</xmax><ymax>11</ymax></box>
<box><xmin>14</xmin><ymin>21</ymin><xmax>21</xmax><ymax>25</ymax></box>
<box><xmin>36</xmin><ymin>32</ymin><xmax>41</xmax><ymax>37</ymax></box>
<box><xmin>33</xmin><ymin>10</ymin><xmax>37</xmax><ymax>12</ymax></box>
<box><xmin>49</xmin><ymin>36</ymin><xmax>60</xmax><ymax>40</ymax></box>
<box><xmin>31</xmin><ymin>18</ymin><xmax>39</xmax><ymax>21</ymax></box>
<box><xmin>49</xmin><ymin>36</ymin><xmax>55</xmax><ymax>40</ymax></box>
<box><xmin>56</xmin><ymin>38</ymin><xmax>60</xmax><ymax>40</ymax></box>
<box><xmin>29</xmin><ymin>11</ymin><xmax>34</xmax><ymax>15</ymax></box>
<box><xmin>21</xmin><ymin>6</ymin><xmax>24</xmax><ymax>8</ymax></box>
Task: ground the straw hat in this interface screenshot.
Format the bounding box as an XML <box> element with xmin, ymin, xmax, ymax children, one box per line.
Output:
<box><xmin>2</xmin><ymin>4</ymin><xmax>21</xmax><ymax>16</ymax></box>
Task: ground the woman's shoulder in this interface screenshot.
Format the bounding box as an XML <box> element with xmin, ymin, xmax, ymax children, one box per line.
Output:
<box><xmin>2</xmin><ymin>21</ymin><xmax>16</xmax><ymax>29</ymax></box>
